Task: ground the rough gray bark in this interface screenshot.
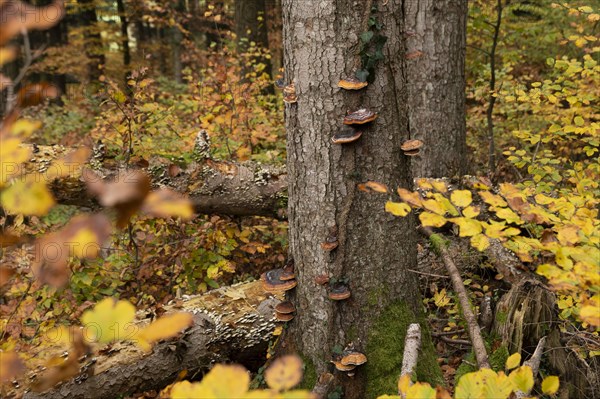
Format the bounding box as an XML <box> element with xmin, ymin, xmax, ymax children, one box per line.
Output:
<box><xmin>16</xmin><ymin>281</ymin><xmax>278</xmax><ymax>399</ymax></box>
<box><xmin>283</xmin><ymin>1</ymin><xmax>421</xmax><ymax>397</ymax></box>
<box><xmin>404</xmin><ymin>0</ymin><xmax>467</xmax><ymax>177</ymax></box>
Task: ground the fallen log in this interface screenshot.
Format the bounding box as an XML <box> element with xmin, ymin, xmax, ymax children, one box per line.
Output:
<box><xmin>24</xmin><ymin>144</ymin><xmax>288</xmax><ymax>218</ymax></box>
<box><xmin>10</xmin><ymin>281</ymin><xmax>280</xmax><ymax>399</ymax></box>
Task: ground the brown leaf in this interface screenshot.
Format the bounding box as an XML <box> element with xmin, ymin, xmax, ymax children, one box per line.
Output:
<box><xmin>85</xmin><ymin>170</ymin><xmax>151</xmax><ymax>228</ymax></box>
<box><xmin>0</xmin><ymin>233</ymin><xmax>23</xmax><ymax>248</ymax></box>
<box><xmin>0</xmin><ymin>0</ymin><xmax>65</xmax><ymax>45</ymax></box>
<box><xmin>406</xmin><ymin>50</ymin><xmax>424</xmax><ymax>59</ymax></box>
<box><xmin>33</xmin><ymin>213</ymin><xmax>112</xmax><ymax>286</ymax></box>
<box><xmin>0</xmin><ymin>351</ymin><xmax>24</xmax><ymax>382</ymax></box>
<box><xmin>16</xmin><ymin>83</ymin><xmax>59</xmax><ymax>108</ymax></box>
<box><xmin>357</xmin><ymin>181</ymin><xmax>388</xmax><ymax>193</ymax></box>
<box><xmin>0</xmin><ymin>266</ymin><xmax>15</xmax><ymax>287</ymax></box>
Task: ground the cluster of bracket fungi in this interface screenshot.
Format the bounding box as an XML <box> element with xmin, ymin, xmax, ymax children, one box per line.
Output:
<box><xmin>330</xmin><ymin>345</ymin><xmax>368</xmax><ymax>377</ymax></box>
<box><xmin>261</xmin><ymin>261</ymin><xmax>298</xmax><ymax>323</ymax></box>
<box><xmin>331</xmin><ymin>77</ymin><xmax>377</xmax><ymax>144</ymax></box>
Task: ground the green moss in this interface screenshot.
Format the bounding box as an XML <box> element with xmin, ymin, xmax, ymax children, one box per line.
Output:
<box><xmin>365</xmin><ymin>301</ymin><xmax>444</xmax><ymax>398</ymax></box>
<box><xmin>299</xmin><ymin>354</ymin><xmax>317</xmax><ymax>390</ymax></box>
<box><xmin>495</xmin><ymin>310</ymin><xmax>508</xmax><ymax>324</ymax></box>
<box><xmin>455</xmin><ymin>351</ymin><xmax>477</xmax><ymax>382</ymax></box>
<box><xmin>489</xmin><ymin>345</ymin><xmax>509</xmax><ymax>371</ymax></box>
<box><xmin>367</xmin><ymin>284</ymin><xmax>386</xmax><ymax>307</ymax></box>
<box><xmin>455</xmin><ymin>341</ymin><xmax>508</xmax><ymax>383</ymax></box>
<box><xmin>347</xmin><ymin>325</ymin><xmax>359</xmax><ymax>342</ymax></box>
<box><xmin>429</xmin><ymin>233</ymin><xmax>450</xmax><ymax>255</ymax></box>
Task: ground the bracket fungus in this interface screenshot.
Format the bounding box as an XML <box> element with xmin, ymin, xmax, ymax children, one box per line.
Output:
<box><xmin>331</xmin><ymin>125</ymin><xmax>362</xmax><ymax>144</ymax></box>
<box><xmin>338</xmin><ymin>77</ymin><xmax>368</xmax><ymax>90</ymax></box>
<box><xmin>401</xmin><ymin>139</ymin><xmax>423</xmax><ymax>156</ymax></box>
<box><xmin>320</xmin><ymin>235</ymin><xmax>339</xmax><ymax>251</ymax></box>
<box><xmin>274</xmin><ymin>300</ymin><xmax>296</xmax><ymax>322</ymax></box>
<box><xmin>314</xmin><ymin>274</ymin><xmax>330</xmax><ymax>286</ymax></box>
<box><xmin>331</xmin><ymin>350</ymin><xmax>367</xmax><ymax>375</ymax></box>
<box><xmin>261</xmin><ymin>268</ymin><xmax>298</xmax><ymax>293</ymax></box>
<box><xmin>327</xmin><ymin>283</ymin><xmax>351</xmax><ymax>300</ymax></box>
<box><xmin>343</xmin><ymin>108</ymin><xmax>378</xmax><ymax>125</ymax></box>
<box><xmin>283</xmin><ymin>83</ymin><xmax>297</xmax><ymax>104</ymax></box>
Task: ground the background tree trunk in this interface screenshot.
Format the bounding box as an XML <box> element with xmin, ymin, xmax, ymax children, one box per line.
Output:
<box><xmin>404</xmin><ymin>0</ymin><xmax>467</xmax><ymax>177</ymax></box>
<box><xmin>77</xmin><ymin>0</ymin><xmax>105</xmax><ymax>85</ymax></box>
<box><xmin>116</xmin><ymin>0</ymin><xmax>131</xmax><ymax>84</ymax></box>
<box><xmin>283</xmin><ymin>1</ymin><xmax>443</xmax><ymax>397</ymax></box>
<box><xmin>235</xmin><ymin>0</ymin><xmax>273</xmax><ymax>86</ymax></box>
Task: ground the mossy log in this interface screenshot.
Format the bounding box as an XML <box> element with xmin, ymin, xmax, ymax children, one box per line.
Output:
<box><xmin>11</xmin><ymin>281</ymin><xmax>279</xmax><ymax>399</ymax></box>
<box><xmin>25</xmin><ymin>144</ymin><xmax>288</xmax><ymax>218</ymax></box>
<box><xmin>493</xmin><ymin>281</ymin><xmax>599</xmax><ymax>399</ymax></box>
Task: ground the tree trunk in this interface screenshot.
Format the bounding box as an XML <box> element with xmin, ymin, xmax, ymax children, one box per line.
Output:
<box><xmin>283</xmin><ymin>1</ymin><xmax>445</xmax><ymax>397</ymax></box>
<box><xmin>171</xmin><ymin>0</ymin><xmax>185</xmax><ymax>84</ymax></box>
<box><xmin>404</xmin><ymin>0</ymin><xmax>467</xmax><ymax>178</ymax></box>
<box><xmin>116</xmin><ymin>0</ymin><xmax>131</xmax><ymax>83</ymax></box>
<box><xmin>77</xmin><ymin>0</ymin><xmax>105</xmax><ymax>85</ymax></box>
<box><xmin>235</xmin><ymin>0</ymin><xmax>273</xmax><ymax>87</ymax></box>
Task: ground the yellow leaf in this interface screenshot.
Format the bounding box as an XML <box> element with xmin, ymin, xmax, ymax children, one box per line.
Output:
<box><xmin>455</xmin><ymin>371</ymin><xmax>484</xmax><ymax>398</ymax></box>
<box><xmin>415</xmin><ymin>178</ymin><xmax>433</xmax><ymax>190</ymax></box>
<box><xmin>451</xmin><ymin>190</ymin><xmax>473</xmax><ymax>207</ymax></box>
<box><xmin>81</xmin><ymin>298</ymin><xmax>136</xmax><ymax>343</ymax></box>
<box><xmin>479</xmin><ymin>191</ymin><xmax>508</xmax><ymax>207</ymax></box>
<box><xmin>264</xmin><ymin>355</ymin><xmax>303</xmax><ymax>392</ymax></box>
<box><xmin>434</xmin><ymin>289</ymin><xmax>451</xmax><ymax>308</ymax></box>
<box><xmin>398</xmin><ymin>374</ymin><xmax>411</xmax><ymax>394</ymax></box>
<box><xmin>433</xmin><ymin>193</ymin><xmax>459</xmax><ymax>216</ymax></box>
<box><xmin>170</xmin><ymin>381</ymin><xmax>203</xmax><ymax>399</ymax></box>
<box><xmin>196</xmin><ymin>364</ymin><xmax>250</xmax><ymax>398</ymax></box>
<box><xmin>0</xmin><ymin>137</ymin><xmax>30</xmax><ymax>185</ymax></box>
<box><xmin>10</xmin><ymin>119</ymin><xmax>41</xmax><ymax>138</ymax></box>
<box><xmin>506</xmin><ymin>353</ymin><xmax>521</xmax><ymax>370</ymax></box>
<box><xmin>419</xmin><ymin>212</ymin><xmax>447</xmax><ymax>228</ymax></box>
<box><xmin>580</xmin><ymin>296</ymin><xmax>600</xmax><ymax>327</ymax></box>
<box><xmin>509</xmin><ymin>366</ymin><xmax>534</xmax><ymax>393</ymax></box>
<box><xmin>471</xmin><ymin>234</ymin><xmax>490</xmax><ymax>251</ymax></box>
<box><xmin>397</xmin><ymin>188</ymin><xmax>423</xmax><ymax>208</ymax></box>
<box><xmin>556</xmin><ymin>225</ymin><xmax>580</xmax><ymax>246</ymax></box>
<box><xmin>141</xmin><ymin>188</ymin><xmax>194</xmax><ymax>220</ymax></box>
<box><xmin>482</xmin><ymin>370</ymin><xmax>513</xmax><ymax>399</ymax></box>
<box><xmin>1</xmin><ymin>180</ymin><xmax>54</xmax><ymax>216</ymax></box>
<box><xmin>405</xmin><ymin>382</ymin><xmax>436</xmax><ymax>399</ymax></box>
<box><xmin>494</xmin><ymin>207</ymin><xmax>523</xmax><ymax>225</ymax></box>
<box><xmin>422</xmin><ymin>199</ymin><xmax>446</xmax><ymax>215</ymax></box>
<box><xmin>462</xmin><ymin>205</ymin><xmax>480</xmax><ymax>218</ymax></box>
<box><xmin>541</xmin><ymin>376</ymin><xmax>560</xmax><ymax>395</ymax></box>
<box><xmin>385</xmin><ymin>201</ymin><xmax>411</xmax><ymax>217</ymax></box>
<box><xmin>431</xmin><ymin>180</ymin><xmax>448</xmax><ymax>193</ymax></box>
<box><xmin>136</xmin><ymin>313</ymin><xmax>193</xmax><ymax>351</ymax></box>
<box><xmin>449</xmin><ymin>217</ymin><xmax>482</xmax><ymax>237</ymax></box>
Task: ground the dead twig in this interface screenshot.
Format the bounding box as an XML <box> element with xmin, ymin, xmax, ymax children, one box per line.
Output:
<box><xmin>419</xmin><ymin>226</ymin><xmax>491</xmax><ymax>369</ymax></box>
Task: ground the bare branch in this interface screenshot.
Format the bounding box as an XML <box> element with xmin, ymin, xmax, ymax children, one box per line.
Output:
<box><xmin>418</xmin><ymin>226</ymin><xmax>491</xmax><ymax>369</ymax></box>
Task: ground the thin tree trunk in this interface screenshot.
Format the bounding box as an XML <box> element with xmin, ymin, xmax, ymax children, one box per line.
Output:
<box><xmin>235</xmin><ymin>0</ymin><xmax>273</xmax><ymax>87</ymax></box>
<box><xmin>283</xmin><ymin>1</ymin><xmax>443</xmax><ymax>397</ymax></box>
<box><xmin>404</xmin><ymin>0</ymin><xmax>467</xmax><ymax>178</ymax></box>
<box><xmin>116</xmin><ymin>0</ymin><xmax>131</xmax><ymax>83</ymax></box>
<box><xmin>171</xmin><ymin>0</ymin><xmax>185</xmax><ymax>83</ymax></box>
<box><xmin>77</xmin><ymin>0</ymin><xmax>105</xmax><ymax>85</ymax></box>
